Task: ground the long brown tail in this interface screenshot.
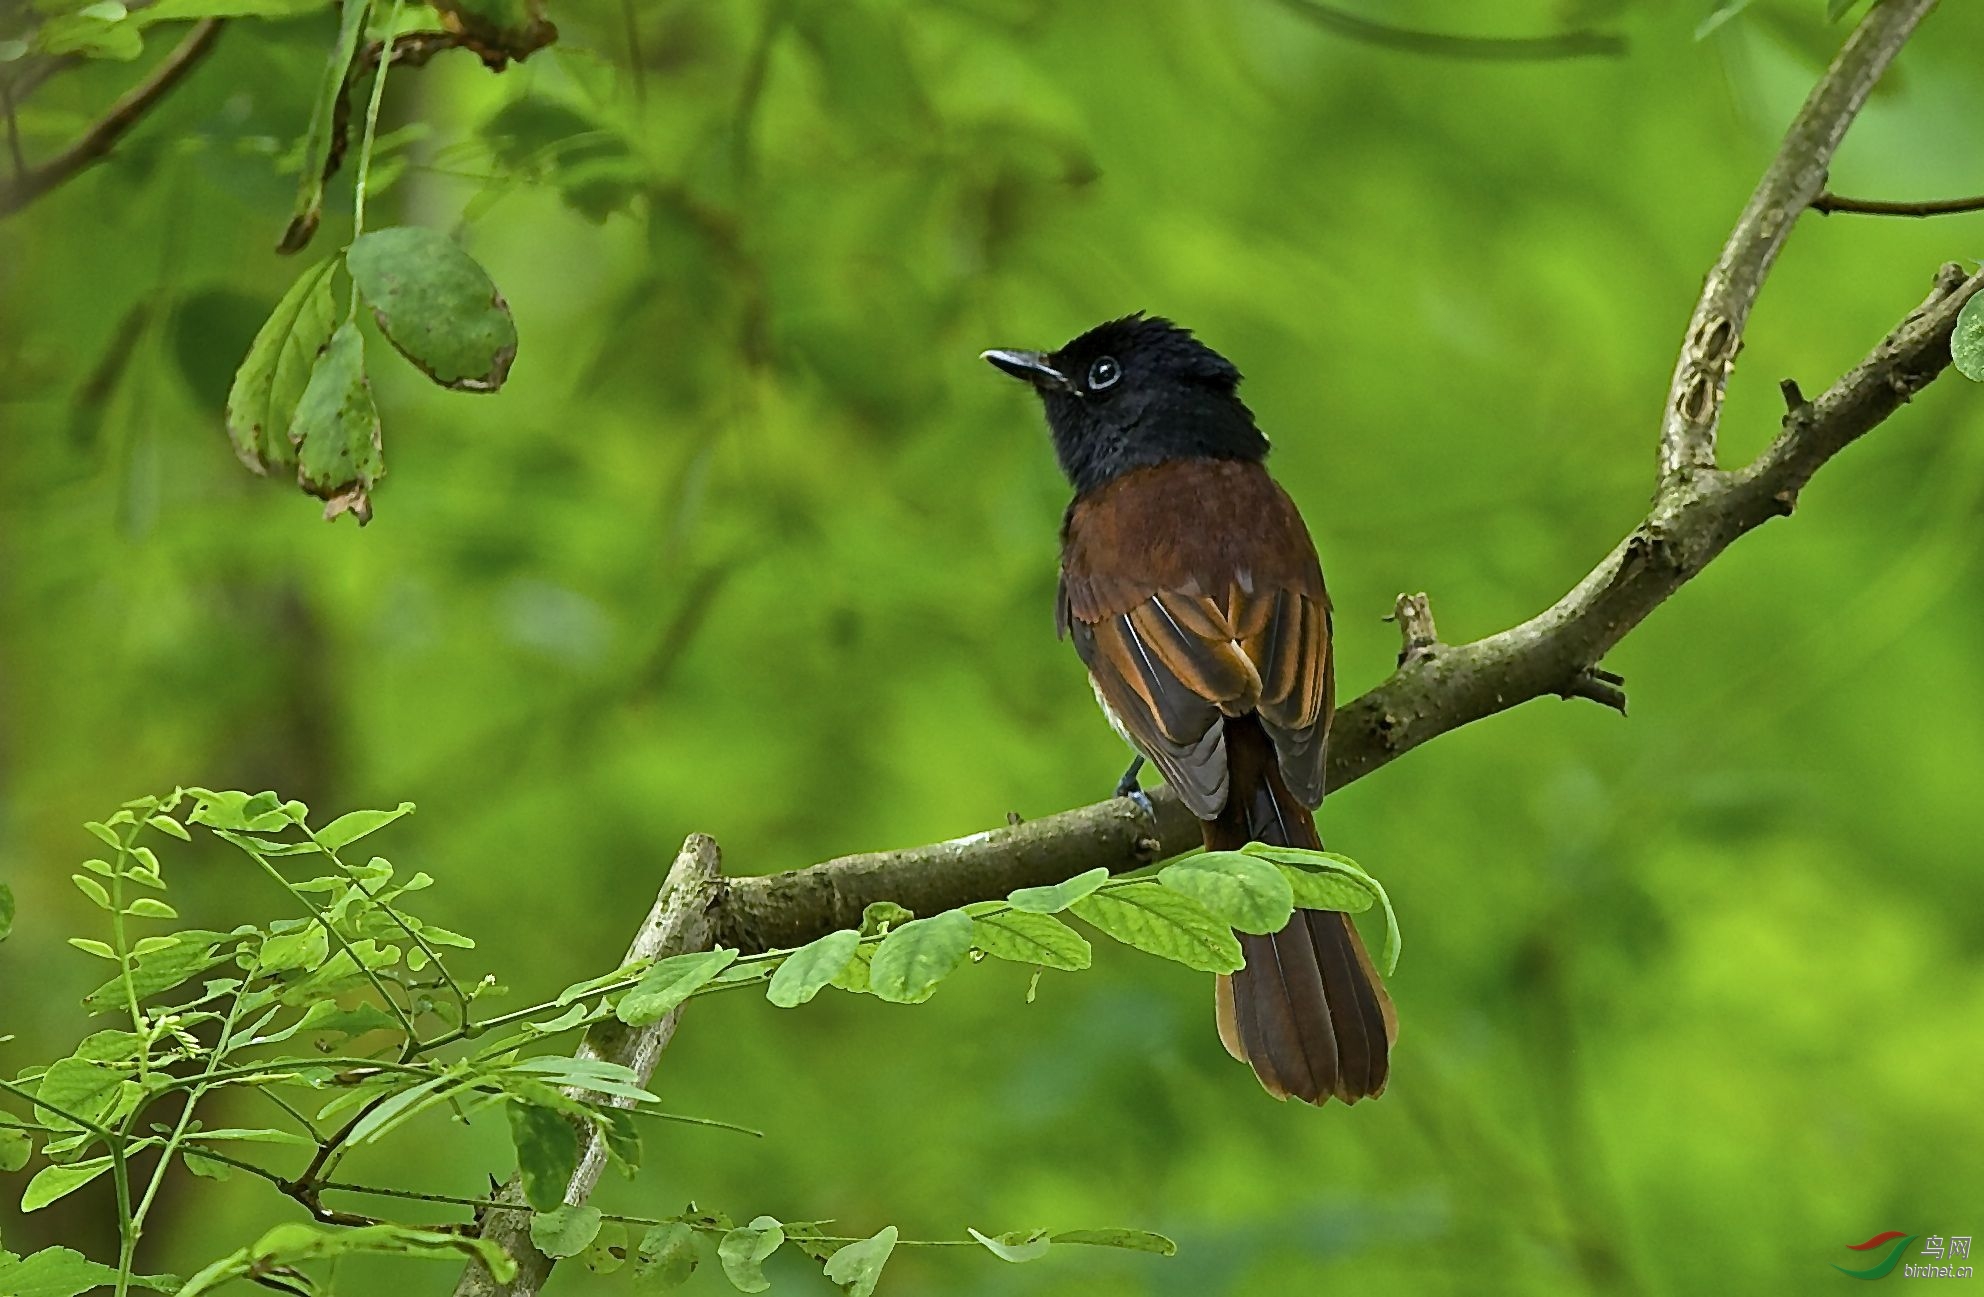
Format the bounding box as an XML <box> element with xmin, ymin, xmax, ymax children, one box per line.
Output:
<box><xmin>1207</xmin><ymin>718</ymin><xmax>1396</xmax><ymax>1105</ymax></box>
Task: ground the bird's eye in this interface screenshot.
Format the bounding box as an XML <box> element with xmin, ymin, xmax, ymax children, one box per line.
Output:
<box><xmin>1087</xmin><ymin>356</ymin><xmax>1121</xmax><ymax>390</ymax></box>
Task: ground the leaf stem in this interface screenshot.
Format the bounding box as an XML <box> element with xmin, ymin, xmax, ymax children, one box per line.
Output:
<box><xmin>349</xmin><ymin>0</ymin><xmax>404</xmax><ymax>245</ymax></box>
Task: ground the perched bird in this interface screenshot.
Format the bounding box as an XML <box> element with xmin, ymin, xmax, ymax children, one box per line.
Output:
<box><xmin>983</xmin><ymin>314</ymin><xmax>1395</xmax><ymax>1105</ymax></box>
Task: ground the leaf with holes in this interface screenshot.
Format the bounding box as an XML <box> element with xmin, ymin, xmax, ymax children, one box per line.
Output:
<box><xmin>288</xmin><ymin>321</ymin><xmax>383</xmax><ymax>523</ymax></box>
<box><xmin>346</xmin><ymin>226</ymin><xmax>518</xmax><ymax>390</ymax></box>
<box><xmin>718</xmin><ymin>1217</ymin><xmax>783</xmax><ymax>1293</ymax></box>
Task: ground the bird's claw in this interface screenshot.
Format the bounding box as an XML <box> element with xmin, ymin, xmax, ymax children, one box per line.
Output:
<box><xmin>1114</xmin><ymin>756</ymin><xmax>1152</xmax><ymax>816</ymax></box>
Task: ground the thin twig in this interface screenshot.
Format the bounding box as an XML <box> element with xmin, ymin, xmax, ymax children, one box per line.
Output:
<box><xmin>0</xmin><ymin>18</ymin><xmax>225</xmax><ymax>219</ymax></box>
<box><xmin>1273</xmin><ymin>0</ymin><xmax>1624</xmax><ymax>60</ymax></box>
<box><xmin>1654</xmin><ymin>0</ymin><xmax>1935</xmax><ymax>484</ymax></box>
<box><xmin>1813</xmin><ymin>190</ymin><xmax>1984</xmax><ymax>218</ymax></box>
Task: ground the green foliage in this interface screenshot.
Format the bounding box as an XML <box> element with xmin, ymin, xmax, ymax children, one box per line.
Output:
<box><xmin>0</xmin><ymin>794</ymin><xmax>1249</xmax><ymax>1291</ymax></box>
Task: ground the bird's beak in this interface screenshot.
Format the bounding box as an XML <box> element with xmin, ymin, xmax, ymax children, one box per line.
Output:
<box><xmin>981</xmin><ymin>348</ymin><xmax>1073</xmax><ymax>393</ymax></box>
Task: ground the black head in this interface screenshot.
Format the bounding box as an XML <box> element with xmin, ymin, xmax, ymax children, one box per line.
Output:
<box><xmin>982</xmin><ymin>314</ymin><xmax>1268</xmax><ymax>496</ymax></box>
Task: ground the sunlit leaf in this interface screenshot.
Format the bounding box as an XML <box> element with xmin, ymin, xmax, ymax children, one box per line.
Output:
<box><xmin>1953</xmin><ymin>293</ymin><xmax>1984</xmax><ymax>382</ymax></box>
<box><xmin>631</xmin><ymin>1222</ymin><xmax>699</xmax><ymax>1291</ymax></box>
<box><xmin>822</xmin><ymin>1225</ymin><xmax>896</xmax><ymax>1296</ymax></box>
<box><xmin>20</xmin><ymin>1156</ymin><xmax>112</xmax><ymax>1212</ymax></box>
<box><xmin>508</xmin><ymin>1098</ymin><xmax>580</xmax><ymax>1212</ymax></box>
<box><xmin>315</xmin><ymin>802</ymin><xmax>414</xmax><ymax>851</ymax></box>
<box><xmin>765</xmin><ymin>929</ymin><xmax>860</xmax><ymax>1007</ymax></box>
<box><xmin>1158</xmin><ymin>852</ymin><xmax>1294</xmax><ymax>934</ymax></box>
<box><xmin>1069</xmin><ymin>883</ymin><xmax>1243</xmax><ymax>973</ymax></box>
<box><xmin>968</xmin><ymin>1227</ymin><xmax>1051</xmax><ymax>1262</ymax></box>
<box><xmin>867</xmin><ymin>910</ymin><xmax>974</xmax><ymax>1003</ymax></box>
<box><xmin>616</xmin><ymin>948</ymin><xmax>739</xmax><ymax>1025</ymax></box>
<box><xmin>717</xmin><ymin>1216</ymin><xmax>783</xmax><ymax>1293</ymax></box>
<box><xmin>970</xmin><ymin>911</ymin><xmax>1091</xmax><ymax>970</ymax></box>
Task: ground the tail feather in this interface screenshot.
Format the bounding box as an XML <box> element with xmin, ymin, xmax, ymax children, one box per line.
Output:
<box><xmin>1207</xmin><ymin>719</ymin><xmax>1394</xmax><ymax>1105</ymax></box>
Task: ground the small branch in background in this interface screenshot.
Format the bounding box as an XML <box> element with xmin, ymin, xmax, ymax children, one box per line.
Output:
<box><xmin>1813</xmin><ymin>190</ymin><xmax>1984</xmax><ymax>218</ymax></box>
<box><xmin>2</xmin><ymin>79</ymin><xmax>25</xmax><ymax>178</ymax></box>
<box><xmin>1273</xmin><ymin>0</ymin><xmax>1625</xmax><ymax>61</ymax></box>
<box><xmin>1653</xmin><ymin>0</ymin><xmax>1934</xmax><ymax>485</ymax></box>
<box><xmin>455</xmin><ymin>835</ymin><xmax>724</xmax><ymax>1297</ymax></box>
<box><xmin>0</xmin><ymin>18</ymin><xmax>225</xmax><ymax>220</ymax></box>
<box><xmin>1386</xmin><ymin>591</ymin><xmax>1441</xmax><ymax>667</ymax></box>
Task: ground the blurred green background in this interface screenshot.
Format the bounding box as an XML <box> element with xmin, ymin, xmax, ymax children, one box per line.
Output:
<box><xmin>4</xmin><ymin>0</ymin><xmax>1983</xmax><ymax>1292</ymax></box>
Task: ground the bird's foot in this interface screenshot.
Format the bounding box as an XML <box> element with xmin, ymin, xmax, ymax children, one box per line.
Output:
<box><xmin>1114</xmin><ymin>756</ymin><xmax>1153</xmax><ymax>816</ymax></box>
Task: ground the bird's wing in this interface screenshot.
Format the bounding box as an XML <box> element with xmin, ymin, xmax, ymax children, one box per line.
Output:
<box><xmin>1059</xmin><ymin>460</ymin><xmax>1333</xmax><ymax>816</ymax></box>
<box><xmin>1065</xmin><ymin>580</ymin><xmax>1331</xmax><ymax>817</ymax></box>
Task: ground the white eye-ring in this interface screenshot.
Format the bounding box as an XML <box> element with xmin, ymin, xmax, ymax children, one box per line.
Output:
<box><xmin>1087</xmin><ymin>356</ymin><xmax>1121</xmax><ymax>390</ymax></box>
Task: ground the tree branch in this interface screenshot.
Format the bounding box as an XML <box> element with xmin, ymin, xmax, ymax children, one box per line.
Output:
<box><xmin>1654</xmin><ymin>0</ymin><xmax>1934</xmax><ymax>486</ymax></box>
<box><xmin>0</xmin><ymin>18</ymin><xmax>225</xmax><ymax>219</ymax></box>
<box><xmin>1272</xmin><ymin>0</ymin><xmax>1625</xmax><ymax>61</ymax></box>
<box><xmin>457</xmin><ymin>4</ymin><xmax>1973</xmax><ymax>1291</ymax></box>
<box><xmin>454</xmin><ymin>834</ymin><xmax>724</xmax><ymax>1297</ymax></box>
<box><xmin>1813</xmin><ymin>190</ymin><xmax>1984</xmax><ymax>218</ymax></box>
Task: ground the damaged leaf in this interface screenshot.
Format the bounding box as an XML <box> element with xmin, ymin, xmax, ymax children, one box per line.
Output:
<box><xmin>225</xmin><ymin>255</ymin><xmax>340</xmax><ymax>475</ymax></box>
<box><xmin>288</xmin><ymin>321</ymin><xmax>383</xmax><ymax>523</ymax></box>
<box><xmin>346</xmin><ymin>226</ymin><xmax>517</xmax><ymax>390</ymax></box>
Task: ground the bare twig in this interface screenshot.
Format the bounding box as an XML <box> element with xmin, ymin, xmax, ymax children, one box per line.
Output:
<box><xmin>455</xmin><ymin>835</ymin><xmax>724</xmax><ymax>1297</ymax></box>
<box><xmin>0</xmin><ymin>18</ymin><xmax>225</xmax><ymax>219</ymax></box>
<box><xmin>1274</xmin><ymin>0</ymin><xmax>1625</xmax><ymax>61</ymax></box>
<box><xmin>1654</xmin><ymin>0</ymin><xmax>1934</xmax><ymax>485</ymax></box>
<box><xmin>1813</xmin><ymin>190</ymin><xmax>1984</xmax><ymax>218</ymax></box>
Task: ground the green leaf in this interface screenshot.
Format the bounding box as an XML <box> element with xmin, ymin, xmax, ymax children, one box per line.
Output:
<box><xmin>765</xmin><ymin>929</ymin><xmax>860</xmax><ymax>1007</ymax></box>
<box><xmin>867</xmin><ymin>910</ymin><xmax>974</xmax><ymax>1003</ymax></box>
<box><xmin>1827</xmin><ymin>0</ymin><xmax>1868</xmax><ymax>19</ymax></box>
<box><xmin>0</xmin><ymin>881</ymin><xmax>12</xmax><ymax>941</ymax></box>
<box><xmin>124</xmin><ymin>898</ymin><xmax>177</xmax><ymax>919</ymax></box>
<box><xmin>82</xmin><ymin>930</ymin><xmax>231</xmax><ymax>1012</ymax></box>
<box><xmin>1275</xmin><ymin>865</ymin><xmax>1375</xmax><ymax>914</ymax></box>
<box><xmin>508</xmin><ymin>1098</ymin><xmax>580</xmax><ymax>1212</ymax></box>
<box><xmin>135</xmin><ymin>0</ymin><xmax>331</xmax><ymax>24</ymax></box>
<box><xmin>0</xmin><ymin>1247</ymin><xmax>175</xmax><ymax>1297</ymax></box>
<box><xmin>146</xmin><ymin>814</ymin><xmax>191</xmax><ymax>840</ymax></box>
<box><xmin>279</xmin><ymin>0</ymin><xmax>372</xmax><ymax>253</ymax></box>
<box><xmin>583</xmin><ymin>1220</ymin><xmax>630</xmax><ymax>1275</ymax></box>
<box><xmin>831</xmin><ymin>942</ymin><xmax>873</xmax><ymax>993</ymax></box>
<box><xmin>179</xmin><ymin>1223</ymin><xmax>516</xmax><ymax>1295</ymax></box>
<box><xmin>616</xmin><ymin>948</ymin><xmax>739</xmax><ymax>1025</ymax></box>
<box><xmin>1052</xmin><ymin>1227</ymin><xmax>1178</xmax><ymax>1255</ymax></box>
<box><xmin>631</xmin><ymin>1222</ymin><xmax>699</xmax><ymax>1291</ymax></box>
<box><xmin>968</xmin><ymin>1227</ymin><xmax>1051</xmax><ymax>1262</ymax></box>
<box><xmin>1005</xmin><ymin>867</ymin><xmax>1111</xmax><ymax>913</ymax></box>
<box><xmin>346</xmin><ymin>226</ymin><xmax>518</xmax><ymax>390</ymax></box>
<box><xmin>258</xmin><ymin>924</ymin><xmax>329</xmax><ymax>974</ymax></box>
<box><xmin>970</xmin><ymin>911</ymin><xmax>1091</xmax><ymax>970</ymax></box>
<box><xmin>225</xmin><ymin>255</ymin><xmax>339</xmax><ymax>475</ymax></box>
<box><xmin>858</xmin><ymin>900</ymin><xmax>914</xmax><ymax>936</ymax></box>
<box><xmin>530</xmin><ymin>1204</ymin><xmax>604</xmax><ymax>1259</ymax></box>
<box><xmin>0</xmin><ymin>1126</ymin><xmax>32</xmax><ymax>1172</ymax></box>
<box><xmin>1239</xmin><ymin>846</ymin><xmax>1401</xmax><ymax>975</ymax></box>
<box><xmin>315</xmin><ymin>802</ymin><xmax>414</xmax><ymax>851</ymax></box>
<box><xmin>822</xmin><ymin>1225</ymin><xmax>896</xmax><ymax>1296</ymax></box>
<box><xmin>66</xmin><ymin>937</ymin><xmax>116</xmax><ymax>960</ymax></box>
<box><xmin>505</xmin><ymin>1056</ymin><xmax>658</xmax><ymax>1104</ymax></box>
<box><xmin>21</xmin><ymin>1156</ymin><xmax>112</xmax><ymax>1211</ymax></box>
<box><xmin>717</xmin><ymin>1216</ymin><xmax>784</xmax><ymax>1293</ymax></box>
<box><xmin>1157</xmin><ymin>852</ymin><xmax>1294</xmax><ymax>934</ymax></box>
<box><xmin>1953</xmin><ymin>292</ymin><xmax>1984</xmax><ymax>382</ymax></box>
<box><xmin>289</xmin><ymin>320</ymin><xmax>383</xmax><ymax>523</ymax></box>
<box><xmin>70</xmin><ymin>873</ymin><xmax>111</xmax><ymax>909</ymax></box>
<box><xmin>1069</xmin><ymin>883</ymin><xmax>1244</xmax><ymax>973</ymax></box>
